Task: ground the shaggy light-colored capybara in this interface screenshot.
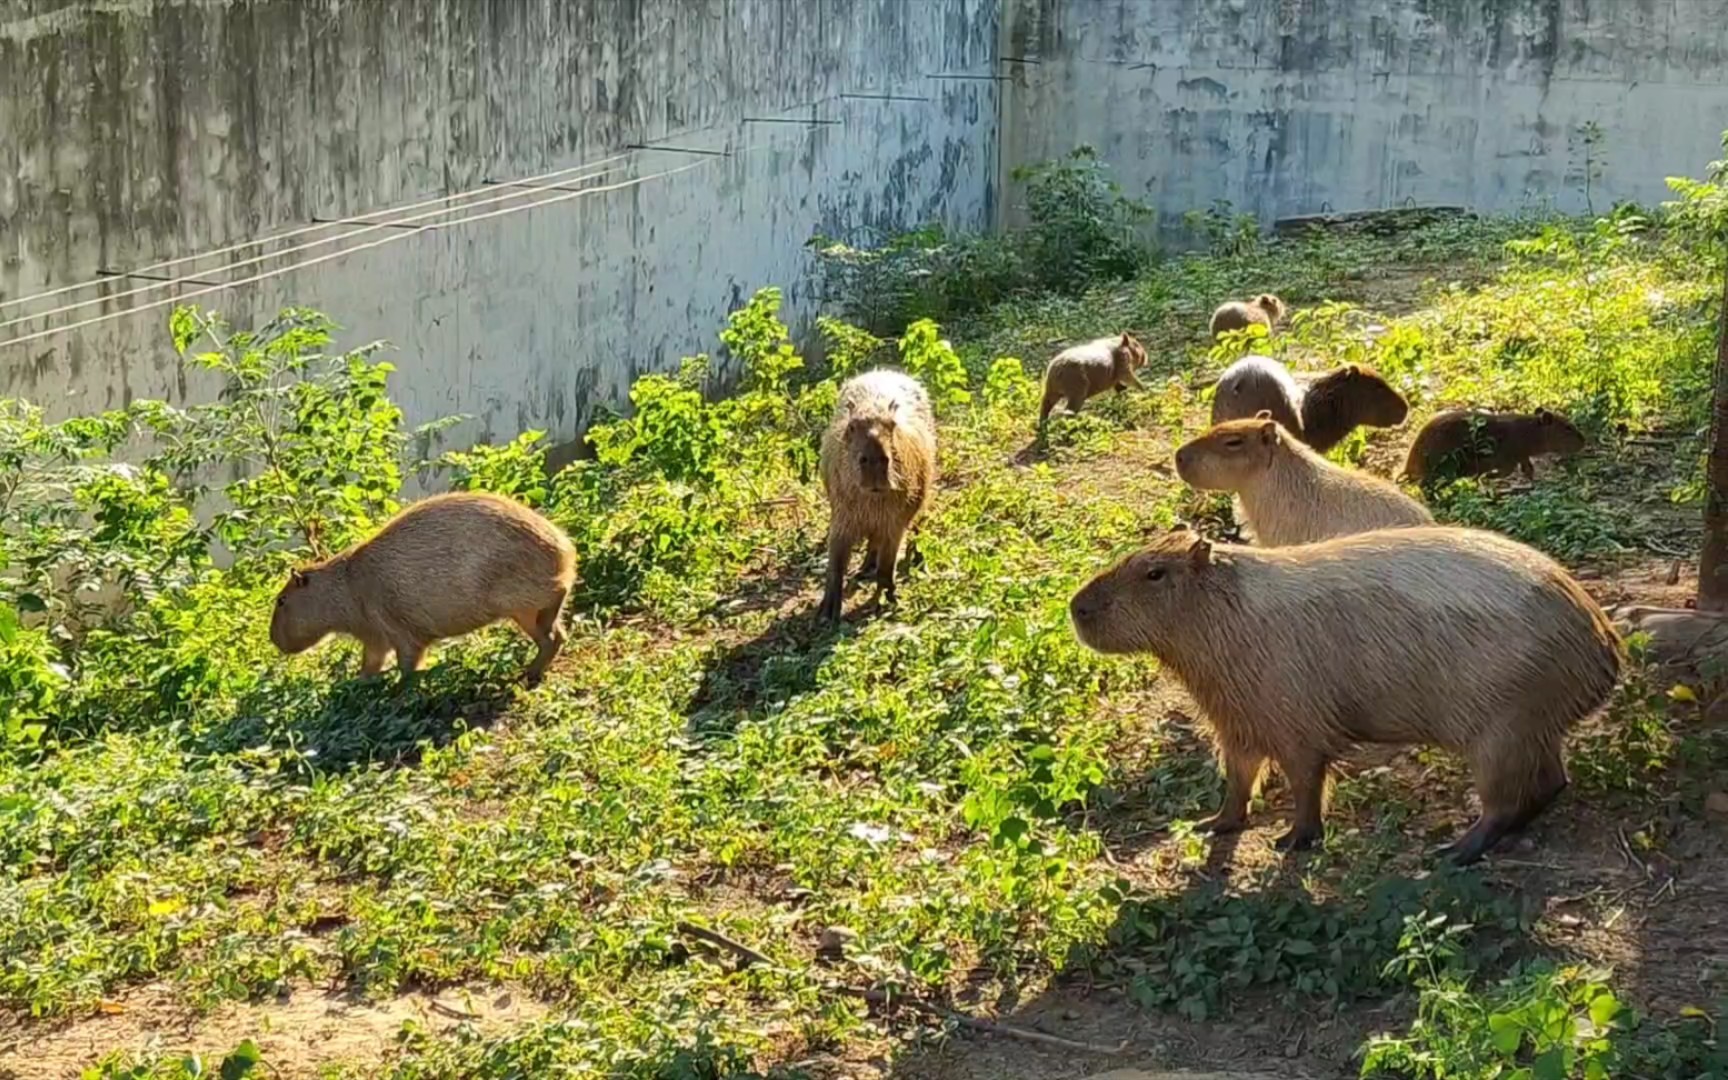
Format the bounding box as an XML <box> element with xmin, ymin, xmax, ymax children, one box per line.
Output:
<box><xmin>1401</xmin><ymin>408</ymin><xmax>1586</xmax><ymax>484</ymax></box>
<box><xmin>1068</xmin><ymin>526</ymin><xmax>1623</xmax><ymax>863</ymax></box>
<box><xmin>1209</xmin><ymin>294</ymin><xmax>1287</xmax><ymax>339</ymax></box>
<box><xmin>270</xmin><ymin>492</ymin><xmax>577</xmax><ymax>683</ymax></box>
<box><xmin>1175</xmin><ymin>414</ymin><xmax>1432</xmax><ymax>546</ymax></box>
<box><xmin>1038</xmin><ymin>333</ymin><xmax>1149</xmax><ymax>428</ymax></box>
<box><xmin>1210</xmin><ymin>355</ymin><xmax>1408</xmax><ymax>453</ymax></box>
<box><xmin>818</xmin><ymin>369</ymin><xmax>937</xmax><ymax>622</ymax></box>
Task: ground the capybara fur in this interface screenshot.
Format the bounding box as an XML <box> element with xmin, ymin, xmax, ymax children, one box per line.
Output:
<box><xmin>1297</xmin><ymin>363</ymin><xmax>1409</xmax><ymax>453</ymax></box>
<box><xmin>1210</xmin><ymin>355</ymin><xmax>1408</xmax><ymax>453</ymax></box>
<box><xmin>1068</xmin><ymin>526</ymin><xmax>1623</xmax><ymax>864</ymax></box>
<box><xmin>1209</xmin><ymin>354</ymin><xmax>1303</xmax><ymax>436</ymax></box>
<box><xmin>1038</xmin><ymin>333</ymin><xmax>1149</xmax><ymax>428</ymax></box>
<box><xmin>1401</xmin><ymin>408</ymin><xmax>1586</xmax><ymax>484</ymax></box>
<box><xmin>1209</xmin><ymin>294</ymin><xmax>1287</xmax><ymax>339</ymax></box>
<box><xmin>1175</xmin><ymin>415</ymin><xmax>1432</xmax><ymax>547</ymax></box>
<box><xmin>819</xmin><ymin>369</ymin><xmax>938</xmax><ymax>622</ymax></box>
<box><xmin>270</xmin><ymin>492</ymin><xmax>577</xmax><ymax>683</ymax></box>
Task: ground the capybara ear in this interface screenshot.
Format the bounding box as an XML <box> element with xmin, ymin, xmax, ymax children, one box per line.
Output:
<box><xmin>1343</xmin><ymin>363</ymin><xmax>1360</xmax><ymax>377</ymax></box>
<box><xmin>1536</xmin><ymin>407</ymin><xmax>1553</xmax><ymax>422</ymax></box>
<box><xmin>1253</xmin><ymin>409</ymin><xmax>1274</xmax><ymax>421</ymax></box>
<box><xmin>1187</xmin><ymin>537</ymin><xmax>1213</xmax><ymax>569</ymax></box>
<box><xmin>1120</xmin><ymin>332</ymin><xmax>1131</xmax><ymax>346</ymax></box>
<box><xmin>1259</xmin><ymin>419</ymin><xmax>1280</xmax><ymax>444</ymax></box>
<box><xmin>289</xmin><ymin>568</ymin><xmax>309</xmax><ymax>588</ymax></box>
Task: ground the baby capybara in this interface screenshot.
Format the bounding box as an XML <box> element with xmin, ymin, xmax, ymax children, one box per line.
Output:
<box><xmin>1175</xmin><ymin>414</ymin><xmax>1431</xmax><ymax>547</ymax></box>
<box><xmin>1209</xmin><ymin>294</ymin><xmax>1286</xmax><ymax>339</ymax></box>
<box><xmin>1069</xmin><ymin>526</ymin><xmax>1622</xmax><ymax>864</ymax></box>
<box><xmin>818</xmin><ymin>369</ymin><xmax>938</xmax><ymax>622</ymax></box>
<box><xmin>1401</xmin><ymin>408</ymin><xmax>1586</xmax><ymax>484</ymax></box>
<box><xmin>1210</xmin><ymin>355</ymin><xmax>1408</xmax><ymax>453</ymax></box>
<box><xmin>270</xmin><ymin>492</ymin><xmax>576</xmax><ymax>683</ymax></box>
<box><xmin>1038</xmin><ymin>333</ymin><xmax>1149</xmax><ymax>428</ymax></box>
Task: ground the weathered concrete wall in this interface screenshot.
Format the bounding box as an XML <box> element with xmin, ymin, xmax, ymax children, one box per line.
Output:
<box><xmin>0</xmin><ymin>0</ymin><xmax>998</xmax><ymax>443</ymax></box>
<box><xmin>999</xmin><ymin>0</ymin><xmax>1728</xmax><ymax>230</ymax></box>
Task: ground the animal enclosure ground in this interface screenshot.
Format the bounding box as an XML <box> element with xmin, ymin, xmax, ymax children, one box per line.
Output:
<box><xmin>4</xmin><ymin>211</ymin><xmax>1728</xmax><ymax>1080</ymax></box>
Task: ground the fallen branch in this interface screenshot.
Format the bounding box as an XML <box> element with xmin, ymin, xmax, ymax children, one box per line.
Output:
<box><xmin>675</xmin><ymin>921</ymin><xmax>776</xmax><ymax>969</ymax></box>
<box><xmin>841</xmin><ymin>986</ymin><xmax>1129</xmax><ymax>1056</ymax></box>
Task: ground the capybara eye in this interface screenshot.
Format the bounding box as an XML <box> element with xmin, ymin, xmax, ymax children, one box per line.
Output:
<box><xmin>1224</xmin><ymin>438</ymin><xmax>1243</xmax><ymax>450</ymax></box>
<box><xmin>1145</xmin><ymin>567</ymin><xmax>1165</xmax><ymax>582</ymax></box>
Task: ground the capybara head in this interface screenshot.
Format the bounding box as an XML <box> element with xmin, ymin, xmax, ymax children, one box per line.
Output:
<box><xmin>1113</xmin><ymin>332</ymin><xmax>1149</xmax><ymax>371</ymax></box>
<box><xmin>1533</xmin><ymin>408</ymin><xmax>1587</xmax><ymax>455</ymax></box>
<box><xmin>1330</xmin><ymin>363</ymin><xmax>1408</xmax><ymax>426</ymax></box>
<box><xmin>270</xmin><ymin>565</ymin><xmax>340</xmax><ymax>654</ymax></box>
<box><xmin>844</xmin><ymin>402</ymin><xmax>903</xmax><ymax>493</ymax></box>
<box><xmin>1173</xmin><ymin>414</ymin><xmax>1284</xmax><ymax>492</ymax></box>
<box><xmin>1070</xmin><ymin>529</ymin><xmax>1220</xmax><ymax>655</ymax></box>
<box><xmin>1253</xmin><ymin>294</ymin><xmax>1287</xmax><ymax>322</ymax></box>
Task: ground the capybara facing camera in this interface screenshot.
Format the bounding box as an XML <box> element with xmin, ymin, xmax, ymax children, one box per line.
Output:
<box><xmin>1069</xmin><ymin>526</ymin><xmax>1622</xmax><ymax>864</ymax></box>
<box><xmin>270</xmin><ymin>492</ymin><xmax>578</xmax><ymax>684</ymax></box>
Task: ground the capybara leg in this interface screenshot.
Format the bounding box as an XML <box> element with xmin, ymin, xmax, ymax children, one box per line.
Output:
<box><xmin>1038</xmin><ymin>383</ymin><xmax>1062</xmax><ymax>428</ymax></box>
<box><xmin>1199</xmin><ymin>745</ymin><xmax>1266</xmax><ymax>835</ymax></box>
<box><xmin>819</xmin><ymin>531</ymin><xmax>854</xmax><ymax>623</ymax></box>
<box><xmin>901</xmin><ymin>532</ymin><xmax>923</xmax><ymax>575</ymax></box>
<box><xmin>521</xmin><ymin>597</ymin><xmax>568</xmax><ymax>685</ymax></box>
<box><xmin>394</xmin><ymin>638</ymin><xmax>427</xmax><ymax>677</ymax></box>
<box><xmin>1518</xmin><ymin>458</ymin><xmax>1535</xmax><ymax>480</ymax></box>
<box><xmin>1065</xmin><ymin>393</ymin><xmax>1087</xmax><ymax>415</ymax></box>
<box><xmin>1447</xmin><ymin>739</ymin><xmax>1568</xmax><ymax>865</ymax></box>
<box><xmin>359</xmin><ymin>639</ymin><xmax>393</xmax><ymax>678</ymax></box>
<box><xmin>874</xmin><ymin>526</ymin><xmax>906</xmax><ymax>607</ymax></box>
<box><xmin>856</xmin><ymin>541</ymin><xmax>880</xmax><ymax>584</ymax></box>
<box><xmin>1274</xmin><ymin>753</ymin><xmax>1331</xmax><ymax>853</ymax></box>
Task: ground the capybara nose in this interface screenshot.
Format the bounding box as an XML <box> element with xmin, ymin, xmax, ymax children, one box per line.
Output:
<box><xmin>1069</xmin><ymin>594</ymin><xmax>1097</xmax><ymax>623</ymax></box>
<box><xmin>1173</xmin><ymin>448</ymin><xmax>1190</xmax><ymax>473</ymax></box>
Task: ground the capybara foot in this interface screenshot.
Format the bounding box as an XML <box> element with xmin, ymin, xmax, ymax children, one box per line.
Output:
<box><xmin>1438</xmin><ymin>818</ymin><xmax>1510</xmax><ymax>866</ymax></box>
<box><xmin>1274</xmin><ymin>826</ymin><xmax>1323</xmax><ymax>853</ymax></box>
<box><xmin>818</xmin><ymin>591</ymin><xmax>843</xmax><ymax>624</ymax></box>
<box><xmin>855</xmin><ymin>552</ymin><xmax>879</xmax><ymax>581</ymax></box>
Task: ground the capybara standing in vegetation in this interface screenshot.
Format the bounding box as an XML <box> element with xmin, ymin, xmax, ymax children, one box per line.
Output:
<box><xmin>1038</xmin><ymin>333</ymin><xmax>1149</xmax><ymax>428</ymax></box>
<box><xmin>1295</xmin><ymin>363</ymin><xmax>1409</xmax><ymax>453</ymax></box>
<box><xmin>270</xmin><ymin>492</ymin><xmax>577</xmax><ymax>683</ymax></box>
<box><xmin>818</xmin><ymin>369</ymin><xmax>937</xmax><ymax>622</ymax></box>
<box><xmin>1175</xmin><ymin>414</ymin><xmax>1432</xmax><ymax>546</ymax></box>
<box><xmin>1401</xmin><ymin>408</ymin><xmax>1587</xmax><ymax>484</ymax></box>
<box><xmin>1209</xmin><ymin>294</ymin><xmax>1287</xmax><ymax>339</ymax></box>
<box><xmin>1068</xmin><ymin>526</ymin><xmax>1623</xmax><ymax>864</ymax></box>
<box><xmin>1210</xmin><ymin>356</ymin><xmax>1408</xmax><ymax>453</ymax></box>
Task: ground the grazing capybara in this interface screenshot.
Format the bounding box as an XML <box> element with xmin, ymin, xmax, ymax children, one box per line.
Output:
<box><xmin>1175</xmin><ymin>414</ymin><xmax>1432</xmax><ymax>546</ymax></box>
<box><xmin>1068</xmin><ymin>526</ymin><xmax>1623</xmax><ymax>864</ymax></box>
<box><xmin>1210</xmin><ymin>355</ymin><xmax>1408</xmax><ymax>453</ymax></box>
<box><xmin>270</xmin><ymin>492</ymin><xmax>577</xmax><ymax>683</ymax></box>
<box><xmin>1401</xmin><ymin>408</ymin><xmax>1587</xmax><ymax>484</ymax></box>
<box><xmin>1210</xmin><ymin>354</ymin><xmax>1303</xmax><ymax>436</ymax></box>
<box><xmin>1209</xmin><ymin>294</ymin><xmax>1287</xmax><ymax>339</ymax></box>
<box><xmin>1038</xmin><ymin>333</ymin><xmax>1149</xmax><ymax>428</ymax></box>
<box><xmin>818</xmin><ymin>369</ymin><xmax>937</xmax><ymax>622</ymax></box>
<box><xmin>1296</xmin><ymin>363</ymin><xmax>1410</xmax><ymax>453</ymax></box>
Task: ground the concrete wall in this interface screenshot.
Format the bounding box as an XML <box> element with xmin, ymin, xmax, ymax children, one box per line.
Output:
<box><xmin>998</xmin><ymin>0</ymin><xmax>1728</xmax><ymax>231</ymax></box>
<box><xmin>0</xmin><ymin>0</ymin><xmax>999</xmax><ymax>443</ymax></box>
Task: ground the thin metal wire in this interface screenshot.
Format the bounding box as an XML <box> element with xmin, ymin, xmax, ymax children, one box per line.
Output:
<box><xmin>0</xmin><ymin>152</ymin><xmax>637</xmax><ymax>314</ymax></box>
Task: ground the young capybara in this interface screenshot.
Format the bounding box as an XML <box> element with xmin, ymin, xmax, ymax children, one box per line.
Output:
<box><xmin>1209</xmin><ymin>294</ymin><xmax>1287</xmax><ymax>339</ymax></box>
<box><xmin>818</xmin><ymin>369</ymin><xmax>938</xmax><ymax>622</ymax></box>
<box><xmin>1068</xmin><ymin>526</ymin><xmax>1623</xmax><ymax>864</ymax></box>
<box><xmin>1210</xmin><ymin>355</ymin><xmax>1408</xmax><ymax>453</ymax></box>
<box><xmin>1175</xmin><ymin>414</ymin><xmax>1432</xmax><ymax>547</ymax></box>
<box><xmin>1038</xmin><ymin>333</ymin><xmax>1149</xmax><ymax>428</ymax></box>
<box><xmin>1401</xmin><ymin>408</ymin><xmax>1586</xmax><ymax>484</ymax></box>
<box><xmin>1296</xmin><ymin>363</ymin><xmax>1410</xmax><ymax>453</ymax></box>
<box><xmin>270</xmin><ymin>492</ymin><xmax>577</xmax><ymax>683</ymax></box>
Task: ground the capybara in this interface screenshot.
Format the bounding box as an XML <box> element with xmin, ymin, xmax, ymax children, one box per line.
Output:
<box><xmin>818</xmin><ymin>369</ymin><xmax>938</xmax><ymax>622</ymax></box>
<box><xmin>270</xmin><ymin>492</ymin><xmax>577</xmax><ymax>683</ymax></box>
<box><xmin>1209</xmin><ymin>294</ymin><xmax>1287</xmax><ymax>339</ymax></box>
<box><xmin>1038</xmin><ymin>333</ymin><xmax>1149</xmax><ymax>428</ymax></box>
<box><xmin>1209</xmin><ymin>354</ymin><xmax>1303</xmax><ymax>436</ymax></box>
<box><xmin>1210</xmin><ymin>355</ymin><xmax>1408</xmax><ymax>453</ymax></box>
<box><xmin>1175</xmin><ymin>414</ymin><xmax>1432</xmax><ymax>547</ymax></box>
<box><xmin>1068</xmin><ymin>526</ymin><xmax>1623</xmax><ymax>864</ymax></box>
<box><xmin>1296</xmin><ymin>363</ymin><xmax>1410</xmax><ymax>453</ymax></box>
<box><xmin>1401</xmin><ymin>408</ymin><xmax>1586</xmax><ymax>484</ymax></box>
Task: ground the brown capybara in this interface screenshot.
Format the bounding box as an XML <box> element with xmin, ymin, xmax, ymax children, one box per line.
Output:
<box><xmin>1209</xmin><ymin>294</ymin><xmax>1287</xmax><ymax>339</ymax></box>
<box><xmin>1175</xmin><ymin>414</ymin><xmax>1431</xmax><ymax>547</ymax></box>
<box><xmin>1038</xmin><ymin>333</ymin><xmax>1149</xmax><ymax>428</ymax></box>
<box><xmin>818</xmin><ymin>369</ymin><xmax>937</xmax><ymax>622</ymax></box>
<box><xmin>1401</xmin><ymin>408</ymin><xmax>1587</xmax><ymax>484</ymax></box>
<box><xmin>1209</xmin><ymin>354</ymin><xmax>1303</xmax><ymax>436</ymax></box>
<box><xmin>270</xmin><ymin>492</ymin><xmax>577</xmax><ymax>683</ymax></box>
<box><xmin>1296</xmin><ymin>363</ymin><xmax>1410</xmax><ymax>453</ymax></box>
<box><xmin>1210</xmin><ymin>355</ymin><xmax>1408</xmax><ymax>453</ymax></box>
<box><xmin>1068</xmin><ymin>526</ymin><xmax>1623</xmax><ymax>864</ymax></box>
